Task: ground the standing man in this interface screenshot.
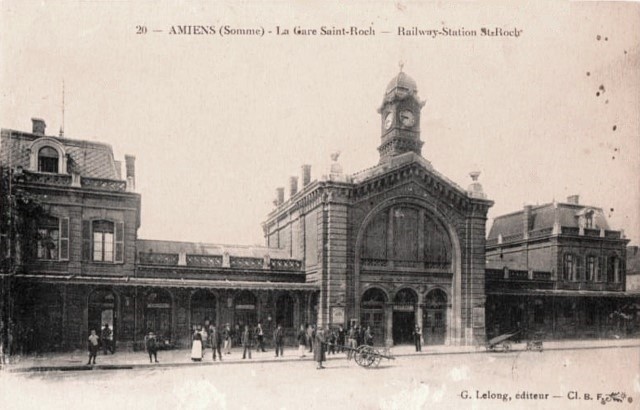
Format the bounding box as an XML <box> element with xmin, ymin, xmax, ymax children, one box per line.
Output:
<box><xmin>313</xmin><ymin>326</ymin><xmax>326</xmax><ymax>369</ymax></box>
<box><xmin>297</xmin><ymin>324</ymin><xmax>307</xmax><ymax>358</ymax></box>
<box><xmin>273</xmin><ymin>324</ymin><xmax>284</xmax><ymax>357</ymax></box>
<box><xmin>336</xmin><ymin>324</ymin><xmax>345</xmax><ymax>353</ymax></box>
<box><xmin>209</xmin><ymin>324</ymin><xmax>223</xmax><ymax>361</ymax></box>
<box><xmin>101</xmin><ymin>324</ymin><xmax>114</xmax><ymax>354</ymax></box>
<box><xmin>223</xmin><ymin>323</ymin><xmax>232</xmax><ymax>355</ymax></box>
<box><xmin>347</xmin><ymin>325</ymin><xmax>357</xmax><ymax>360</ymax></box>
<box><xmin>306</xmin><ymin>324</ymin><xmax>313</xmax><ymax>353</ymax></box>
<box><xmin>87</xmin><ymin>329</ymin><xmax>100</xmax><ymax>365</ymax></box>
<box><xmin>413</xmin><ymin>324</ymin><xmax>422</xmax><ymax>352</ymax></box>
<box><xmin>241</xmin><ymin>325</ymin><xmax>252</xmax><ymax>359</ymax></box>
<box><xmin>255</xmin><ymin>322</ymin><xmax>266</xmax><ymax>352</ymax></box>
<box><xmin>146</xmin><ymin>331</ymin><xmax>159</xmax><ymax>363</ymax></box>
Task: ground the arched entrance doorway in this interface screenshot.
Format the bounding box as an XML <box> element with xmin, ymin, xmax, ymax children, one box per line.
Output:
<box><xmin>88</xmin><ymin>288</ymin><xmax>117</xmax><ymax>343</ymax></box>
<box><xmin>234</xmin><ymin>291</ymin><xmax>257</xmax><ymax>327</ymax></box>
<box><xmin>393</xmin><ymin>288</ymin><xmax>417</xmax><ymax>345</ymax></box>
<box><xmin>360</xmin><ymin>288</ymin><xmax>387</xmax><ymax>346</ymax></box>
<box><xmin>191</xmin><ymin>290</ymin><xmax>217</xmax><ymax>327</ymax></box>
<box><xmin>144</xmin><ymin>289</ymin><xmax>172</xmax><ymax>340</ymax></box>
<box><xmin>424</xmin><ymin>289</ymin><xmax>447</xmax><ymax>345</ymax></box>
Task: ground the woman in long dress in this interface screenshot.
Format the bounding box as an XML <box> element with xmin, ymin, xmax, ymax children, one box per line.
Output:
<box><xmin>191</xmin><ymin>328</ymin><xmax>203</xmax><ymax>361</ymax></box>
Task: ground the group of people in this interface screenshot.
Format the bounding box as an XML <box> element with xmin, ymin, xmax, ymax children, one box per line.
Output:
<box><xmin>190</xmin><ymin>322</ymin><xmax>234</xmax><ymax>361</ymax></box>
<box><xmin>86</xmin><ymin>320</ymin><xmax>394</xmax><ymax>368</ymax></box>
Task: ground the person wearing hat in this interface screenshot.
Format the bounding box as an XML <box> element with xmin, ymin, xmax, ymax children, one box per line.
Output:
<box><xmin>146</xmin><ymin>331</ymin><xmax>159</xmax><ymax>363</ymax></box>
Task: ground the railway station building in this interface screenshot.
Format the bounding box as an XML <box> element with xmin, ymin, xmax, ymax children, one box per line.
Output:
<box><xmin>1</xmin><ymin>70</ymin><xmax>494</xmax><ymax>352</ymax></box>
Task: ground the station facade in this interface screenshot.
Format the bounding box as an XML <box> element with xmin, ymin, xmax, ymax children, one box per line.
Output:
<box><xmin>262</xmin><ymin>71</ymin><xmax>493</xmax><ymax>346</ymax></box>
<box><xmin>1</xmin><ymin>71</ymin><xmax>494</xmax><ymax>353</ymax></box>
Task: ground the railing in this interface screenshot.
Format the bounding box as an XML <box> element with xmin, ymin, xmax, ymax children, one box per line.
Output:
<box><xmin>562</xmin><ymin>227</ymin><xmax>580</xmax><ymax>236</ymax></box>
<box><xmin>137</xmin><ymin>252</ymin><xmax>303</xmax><ymax>272</ymax></box>
<box><xmin>230</xmin><ymin>257</ymin><xmax>264</xmax><ymax>269</ymax></box>
<box><xmin>270</xmin><ymin>259</ymin><xmax>302</xmax><ymax>271</ymax></box>
<box><xmin>529</xmin><ymin>228</ymin><xmax>553</xmax><ymax>239</ymax></box>
<box><xmin>509</xmin><ymin>270</ymin><xmax>529</xmax><ymax>279</ymax></box>
<box><xmin>186</xmin><ymin>254</ymin><xmax>223</xmax><ymax>268</ymax></box>
<box><xmin>605</xmin><ymin>230</ymin><xmax>621</xmax><ymax>239</ymax></box>
<box><xmin>138</xmin><ymin>252</ymin><xmax>179</xmax><ymax>265</ymax></box>
<box><xmin>22</xmin><ymin>171</ymin><xmax>72</xmax><ymax>187</ymax></box>
<box><xmin>533</xmin><ymin>271</ymin><xmax>552</xmax><ymax>280</ymax></box>
<box><xmin>583</xmin><ymin>228</ymin><xmax>600</xmax><ymax>237</ymax></box>
<box><xmin>81</xmin><ymin>177</ymin><xmax>126</xmax><ymax>192</ymax></box>
<box><xmin>502</xmin><ymin>233</ymin><xmax>524</xmax><ymax>242</ymax></box>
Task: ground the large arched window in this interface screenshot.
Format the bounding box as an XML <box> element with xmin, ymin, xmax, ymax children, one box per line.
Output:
<box><xmin>38</xmin><ymin>146</ymin><xmax>59</xmax><ymax>173</ymax></box>
<box><xmin>361</xmin><ymin>206</ymin><xmax>452</xmax><ymax>269</ymax></box>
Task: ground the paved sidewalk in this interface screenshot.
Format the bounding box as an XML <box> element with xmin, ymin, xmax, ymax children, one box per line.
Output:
<box><xmin>2</xmin><ymin>337</ymin><xmax>639</xmax><ymax>373</ymax></box>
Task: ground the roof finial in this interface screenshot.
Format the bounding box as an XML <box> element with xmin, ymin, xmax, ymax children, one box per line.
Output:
<box><xmin>59</xmin><ymin>79</ymin><xmax>65</xmax><ymax>137</ymax></box>
<box><xmin>399</xmin><ymin>60</ymin><xmax>404</xmax><ymax>73</ymax></box>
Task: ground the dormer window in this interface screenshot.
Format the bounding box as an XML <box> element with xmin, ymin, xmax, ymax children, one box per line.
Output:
<box><xmin>584</xmin><ymin>210</ymin><xmax>594</xmax><ymax>229</ymax></box>
<box><xmin>38</xmin><ymin>147</ymin><xmax>59</xmax><ymax>173</ymax></box>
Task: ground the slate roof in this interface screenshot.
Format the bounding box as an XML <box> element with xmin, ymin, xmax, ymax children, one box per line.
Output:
<box><xmin>1</xmin><ymin>129</ymin><xmax>120</xmax><ymax>180</ymax></box>
<box><xmin>137</xmin><ymin>239</ymin><xmax>295</xmax><ymax>260</ymax></box>
<box><xmin>488</xmin><ymin>201</ymin><xmax>611</xmax><ymax>240</ymax></box>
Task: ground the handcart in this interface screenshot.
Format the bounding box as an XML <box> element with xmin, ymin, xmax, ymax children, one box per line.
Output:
<box><xmin>485</xmin><ymin>331</ymin><xmax>520</xmax><ymax>352</ymax></box>
<box><xmin>341</xmin><ymin>344</ymin><xmax>396</xmax><ymax>368</ymax></box>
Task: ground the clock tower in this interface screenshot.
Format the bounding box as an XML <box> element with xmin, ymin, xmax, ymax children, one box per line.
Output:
<box><xmin>377</xmin><ymin>68</ymin><xmax>425</xmax><ymax>164</ymax></box>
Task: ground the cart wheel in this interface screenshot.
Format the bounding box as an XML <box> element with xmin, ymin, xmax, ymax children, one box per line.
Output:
<box><xmin>358</xmin><ymin>346</ymin><xmax>376</xmax><ymax>368</ymax></box>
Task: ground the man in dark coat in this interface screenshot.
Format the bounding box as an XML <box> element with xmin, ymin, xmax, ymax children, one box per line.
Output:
<box><xmin>273</xmin><ymin>324</ymin><xmax>284</xmax><ymax>357</ymax></box>
<box><xmin>336</xmin><ymin>325</ymin><xmax>345</xmax><ymax>353</ymax></box>
<box><xmin>241</xmin><ymin>325</ymin><xmax>252</xmax><ymax>359</ymax></box>
<box><xmin>314</xmin><ymin>326</ymin><xmax>326</xmax><ymax>369</ymax></box>
<box><xmin>146</xmin><ymin>331</ymin><xmax>159</xmax><ymax>363</ymax></box>
<box><xmin>209</xmin><ymin>324</ymin><xmax>223</xmax><ymax>361</ymax></box>
<box><xmin>413</xmin><ymin>324</ymin><xmax>422</xmax><ymax>352</ymax></box>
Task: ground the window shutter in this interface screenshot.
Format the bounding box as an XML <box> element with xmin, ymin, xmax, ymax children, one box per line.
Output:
<box><xmin>115</xmin><ymin>221</ymin><xmax>124</xmax><ymax>263</ymax></box>
<box><xmin>59</xmin><ymin>218</ymin><xmax>69</xmax><ymax>260</ymax></box>
<box><xmin>82</xmin><ymin>220</ymin><xmax>91</xmax><ymax>261</ymax></box>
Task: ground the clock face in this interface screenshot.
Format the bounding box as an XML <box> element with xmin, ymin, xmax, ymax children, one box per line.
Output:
<box><xmin>399</xmin><ymin>110</ymin><xmax>415</xmax><ymax>127</ymax></box>
<box><xmin>384</xmin><ymin>112</ymin><xmax>394</xmax><ymax>130</ymax></box>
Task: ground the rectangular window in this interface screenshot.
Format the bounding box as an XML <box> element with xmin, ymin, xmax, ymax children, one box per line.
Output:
<box><xmin>36</xmin><ymin>216</ymin><xmax>59</xmax><ymax>260</ymax></box>
<box><xmin>92</xmin><ymin>220</ymin><xmax>116</xmax><ymax>262</ymax></box>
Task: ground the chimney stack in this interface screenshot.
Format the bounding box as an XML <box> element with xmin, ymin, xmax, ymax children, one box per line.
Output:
<box><xmin>301</xmin><ymin>164</ymin><xmax>311</xmax><ymax>186</ymax></box>
<box><xmin>566</xmin><ymin>195</ymin><xmax>580</xmax><ymax>205</ymax></box>
<box><xmin>31</xmin><ymin>118</ymin><xmax>46</xmax><ymax>135</ymax></box>
<box><xmin>276</xmin><ymin>187</ymin><xmax>285</xmax><ymax>205</ymax></box>
<box><xmin>125</xmin><ymin>155</ymin><xmax>136</xmax><ymax>191</ymax></box>
<box><xmin>289</xmin><ymin>176</ymin><xmax>298</xmax><ymax>197</ymax></box>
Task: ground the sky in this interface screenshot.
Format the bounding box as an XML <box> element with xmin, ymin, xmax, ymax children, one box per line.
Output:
<box><xmin>1</xmin><ymin>1</ymin><xmax>639</xmax><ymax>246</ymax></box>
